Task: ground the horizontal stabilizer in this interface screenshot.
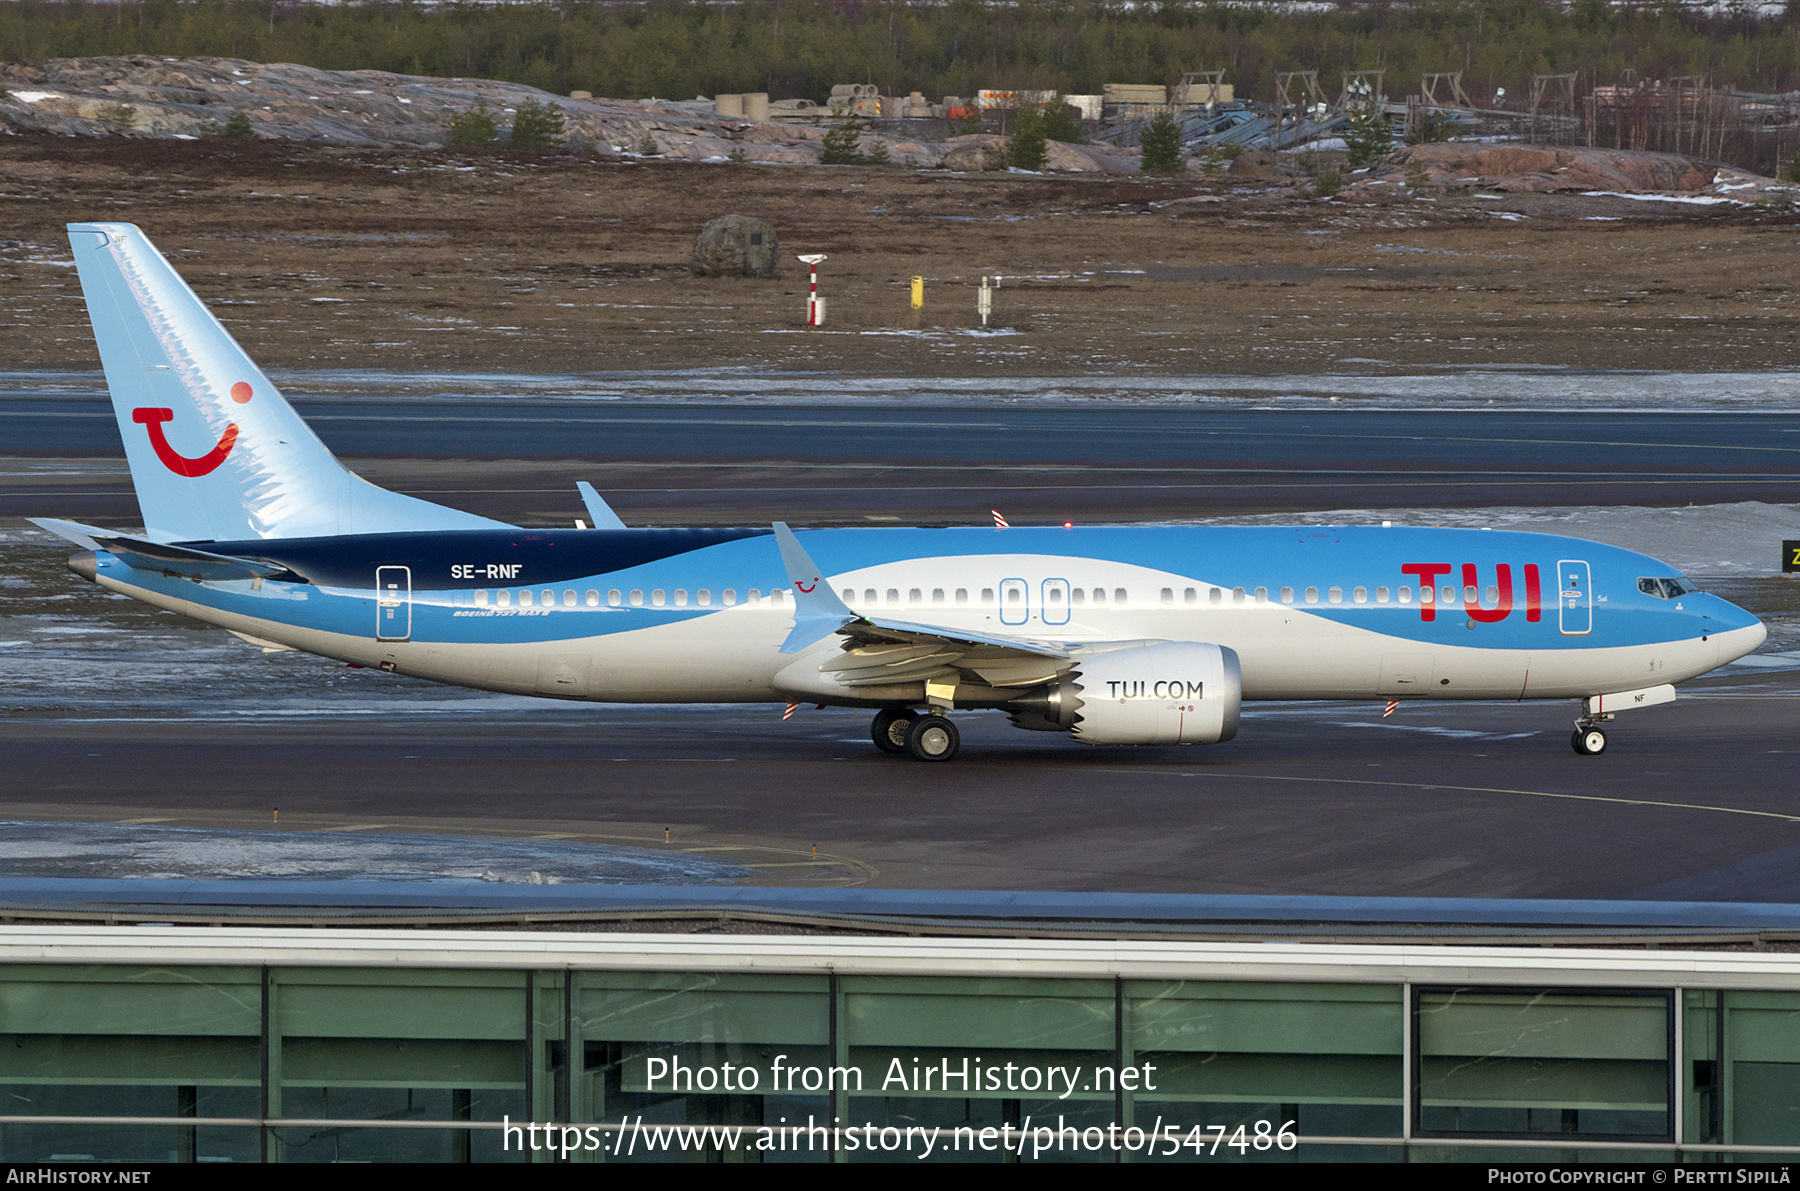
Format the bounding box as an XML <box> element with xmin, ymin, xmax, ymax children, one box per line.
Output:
<box><xmin>577</xmin><ymin>482</ymin><xmax>628</xmax><ymax>530</ymax></box>
<box><xmin>30</xmin><ymin>517</ymin><xmax>285</xmax><ymax>582</ymax></box>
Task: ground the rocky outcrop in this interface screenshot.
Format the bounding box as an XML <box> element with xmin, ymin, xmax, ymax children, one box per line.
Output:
<box><xmin>1358</xmin><ymin>143</ymin><xmax>1782</xmax><ymax>197</ymax></box>
<box><xmin>0</xmin><ymin>56</ymin><xmax>1142</xmax><ymax>174</ymax></box>
<box><xmin>691</xmin><ymin>215</ymin><xmax>780</xmax><ymax>278</ymax></box>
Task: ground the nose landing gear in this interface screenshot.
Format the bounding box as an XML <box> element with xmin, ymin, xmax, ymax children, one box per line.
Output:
<box><xmin>1571</xmin><ymin>722</ymin><xmax>1609</xmax><ymax>756</ymax></box>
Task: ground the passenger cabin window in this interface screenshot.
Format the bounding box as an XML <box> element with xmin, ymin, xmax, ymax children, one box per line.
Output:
<box><xmin>1398</xmin><ymin>586</ymin><xmax>1412</xmax><ymax>604</ymax></box>
<box><xmin>1047</xmin><ymin>587</ymin><xmax>1063</xmax><ymax>604</ymax></box>
<box><xmin>1280</xmin><ymin>587</ymin><xmax>1295</xmax><ymax>604</ymax></box>
<box><xmin>982</xmin><ymin>588</ymin><xmax>995</xmax><ymax>603</ymax></box>
<box><xmin>887</xmin><ymin>588</ymin><xmax>900</xmax><ymax>605</ymax></box>
<box><xmin>563</xmin><ymin>590</ymin><xmax>576</xmax><ymax>607</ymax></box>
<box><xmin>1375</xmin><ymin>586</ymin><xmax>1389</xmax><ymax>604</ymax></box>
<box><xmin>474</xmin><ymin>589</ymin><xmax>489</xmax><ymax>607</ymax></box>
<box><xmin>585</xmin><ymin>590</ymin><xmax>599</xmax><ymax>607</ymax></box>
<box><xmin>629</xmin><ymin>589</ymin><xmax>644</xmax><ymax>606</ymax></box>
<box><xmin>1184</xmin><ymin>588</ymin><xmax>1197</xmax><ymax>605</ymax></box>
<box><xmin>864</xmin><ymin>589</ymin><xmax>877</xmax><ymax>604</ymax></box>
<box><xmin>909</xmin><ymin>588</ymin><xmax>922</xmax><ymax>605</ymax></box>
<box><xmin>723</xmin><ymin>589</ymin><xmax>736</xmax><ymax>606</ymax></box>
<box><xmin>1419</xmin><ymin>586</ymin><xmax>1433</xmax><ymax>606</ymax></box>
<box><xmin>1484</xmin><ymin>585</ymin><xmax>1498</xmax><ymax>605</ymax></box>
<box><xmin>1463</xmin><ymin>585</ymin><xmax>1478</xmax><ymax>605</ymax></box>
<box><xmin>1071</xmin><ymin>588</ymin><xmax>1085</xmax><ymax>606</ymax></box>
<box><xmin>842</xmin><ymin>589</ymin><xmax>855</xmax><ymax>604</ymax></box>
<box><xmin>519</xmin><ymin>590</ymin><xmax>533</xmax><ymax>607</ymax></box>
<box><xmin>698</xmin><ymin>590</ymin><xmax>711</xmax><ymax>606</ymax></box>
<box><xmin>1113</xmin><ymin>588</ymin><xmax>1128</xmax><ymax>605</ymax></box>
<box><xmin>955</xmin><ymin>588</ymin><xmax>969</xmax><ymax>605</ymax></box>
<box><xmin>1441</xmin><ymin>586</ymin><xmax>1457</xmax><ymax>605</ymax></box>
<box><xmin>674</xmin><ymin>589</ymin><xmax>688</xmax><ymax>607</ymax></box>
<box><xmin>1233</xmin><ymin>587</ymin><xmax>1246</xmax><ymax>603</ymax></box>
<box><xmin>497</xmin><ymin>590</ymin><xmax>512</xmax><ymax>608</ymax></box>
<box><xmin>1352</xmin><ymin>586</ymin><xmax>1367</xmax><ymax>604</ymax></box>
<box><xmin>652</xmin><ymin>589</ymin><xmax>666</xmax><ymax>607</ymax></box>
<box><xmin>932</xmin><ymin>588</ymin><xmax>946</xmax><ymax>605</ymax></box>
<box><xmin>1160</xmin><ymin>588</ymin><xmax>1173</xmax><ymax>606</ymax></box>
<box><xmin>748</xmin><ymin>589</ymin><xmax>762</xmax><ymax>603</ymax></box>
<box><xmin>1254</xmin><ymin>586</ymin><xmax>1268</xmax><ymax>603</ymax></box>
<box><xmin>541</xmin><ymin>589</ymin><xmax>554</xmax><ymax>607</ymax></box>
<box><xmin>1328</xmin><ymin>586</ymin><xmax>1344</xmax><ymax>604</ymax></box>
<box><xmin>1208</xmin><ymin>587</ymin><xmax>1222</xmax><ymax>605</ymax></box>
<box><xmin>1090</xmin><ymin>588</ymin><xmax>1104</xmax><ymax>604</ymax></box>
<box><xmin>1305</xmin><ymin>587</ymin><xmax>1319</xmax><ymax>604</ymax></box>
<box><xmin>608</xmin><ymin>589</ymin><xmax>622</xmax><ymax>606</ymax></box>
<box><xmin>770</xmin><ymin>589</ymin><xmax>785</xmax><ymax>606</ymax></box>
<box><xmin>1006</xmin><ymin>587</ymin><xmax>1022</xmax><ymax>605</ymax></box>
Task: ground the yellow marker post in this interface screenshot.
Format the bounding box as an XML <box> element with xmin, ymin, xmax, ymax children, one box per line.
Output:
<box><xmin>910</xmin><ymin>276</ymin><xmax>924</xmax><ymax>309</ymax></box>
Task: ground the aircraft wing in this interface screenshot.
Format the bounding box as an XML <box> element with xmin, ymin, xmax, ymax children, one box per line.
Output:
<box><xmin>771</xmin><ymin>522</ymin><xmax>1071</xmax><ymax>691</ymax></box>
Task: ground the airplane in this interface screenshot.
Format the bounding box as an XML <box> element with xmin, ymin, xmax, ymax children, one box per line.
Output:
<box><xmin>31</xmin><ymin>223</ymin><xmax>1767</xmax><ymax>762</ymax></box>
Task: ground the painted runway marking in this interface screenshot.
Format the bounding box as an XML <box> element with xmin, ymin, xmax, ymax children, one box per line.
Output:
<box><xmin>1114</xmin><ymin>770</ymin><xmax>1800</xmax><ymax>823</ymax></box>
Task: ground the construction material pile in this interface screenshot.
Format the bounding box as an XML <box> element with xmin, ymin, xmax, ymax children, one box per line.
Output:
<box><xmin>1358</xmin><ymin>143</ymin><xmax>1787</xmax><ymax>200</ymax></box>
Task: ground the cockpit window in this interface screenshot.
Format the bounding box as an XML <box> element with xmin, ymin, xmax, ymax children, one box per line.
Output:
<box><xmin>1637</xmin><ymin>576</ymin><xmax>1698</xmax><ymax>600</ymax></box>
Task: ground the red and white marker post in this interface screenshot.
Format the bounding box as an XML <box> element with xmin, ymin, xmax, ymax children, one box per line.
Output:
<box><xmin>797</xmin><ymin>253</ymin><xmax>827</xmax><ymax>326</ymax></box>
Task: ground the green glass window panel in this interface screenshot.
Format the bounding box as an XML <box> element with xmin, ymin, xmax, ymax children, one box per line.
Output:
<box><xmin>0</xmin><ymin>1120</ymin><xmax>260</xmax><ymax>1164</ymax></box>
<box><xmin>276</xmin><ymin>971</ymin><xmax>527</xmax><ymax>1041</ymax></box>
<box><xmin>577</xmin><ymin>973</ymin><xmax>828</xmax><ymax>1046</ymax></box>
<box><xmin>842</xmin><ymin>977</ymin><xmax>1114</xmax><ymax>1051</ymax></box>
<box><xmin>1140</xmin><ymin>1053</ymin><xmax>1398</xmax><ymax>1105</ymax></box>
<box><xmin>1418</xmin><ymin>991</ymin><xmax>1669</xmax><ymax>1139</ymax></box>
<box><xmin>1127</xmin><ymin>982</ymin><xmax>1402</xmax><ymax>1056</ymax></box>
<box><xmin>1726</xmin><ymin>994</ymin><xmax>1800</xmax><ymax>1064</ymax></box>
<box><xmin>274</xmin><ymin>1120</ymin><xmax>524</xmax><ymax>1164</ymax></box>
<box><xmin>0</xmin><ymin>968</ymin><xmax>259</xmax><ymax>1036</ymax></box>
<box><xmin>280</xmin><ymin>1038</ymin><xmax>526</xmax><ymax>1091</ymax></box>
<box><xmin>1420</xmin><ymin>992</ymin><xmax>1665</xmax><ymax>1062</ymax></box>
<box><xmin>0</xmin><ymin>1035</ymin><xmax>257</xmax><ymax>1086</ymax></box>
<box><xmin>1728</xmin><ymin>1062</ymin><xmax>1800</xmax><ymax>1146</ymax></box>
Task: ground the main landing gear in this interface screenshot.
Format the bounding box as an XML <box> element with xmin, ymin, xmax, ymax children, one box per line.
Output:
<box><xmin>871</xmin><ymin>708</ymin><xmax>961</xmax><ymax>762</ymax></box>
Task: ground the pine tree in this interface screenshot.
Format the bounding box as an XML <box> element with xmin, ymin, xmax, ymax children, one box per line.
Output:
<box><xmin>509</xmin><ymin>97</ymin><xmax>566</xmax><ymax>151</ymax></box>
<box><xmin>1007</xmin><ymin>107</ymin><xmax>1048</xmax><ymax>170</ymax></box>
<box><xmin>1139</xmin><ymin>111</ymin><xmax>1183</xmax><ymax>174</ymax></box>
<box><xmin>447</xmin><ymin>98</ymin><xmax>499</xmax><ymax>148</ymax></box>
<box><xmin>1344</xmin><ymin>102</ymin><xmax>1394</xmax><ymax>169</ymax></box>
<box><xmin>820</xmin><ymin>119</ymin><xmax>865</xmax><ymax>165</ymax></box>
<box><xmin>1040</xmin><ymin>98</ymin><xmax>1084</xmax><ymax>145</ymax></box>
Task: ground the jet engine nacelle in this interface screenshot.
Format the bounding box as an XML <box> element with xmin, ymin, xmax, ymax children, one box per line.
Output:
<box><xmin>1069</xmin><ymin>642</ymin><xmax>1241</xmax><ymax>746</ymax></box>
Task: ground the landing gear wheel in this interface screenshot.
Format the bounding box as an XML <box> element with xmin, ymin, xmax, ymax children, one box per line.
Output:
<box><xmin>905</xmin><ymin>715</ymin><xmax>960</xmax><ymax>762</ymax></box>
<box><xmin>872</xmin><ymin>708</ymin><xmax>917</xmax><ymax>755</ymax></box>
<box><xmin>1572</xmin><ymin>727</ymin><xmax>1608</xmax><ymax>756</ymax></box>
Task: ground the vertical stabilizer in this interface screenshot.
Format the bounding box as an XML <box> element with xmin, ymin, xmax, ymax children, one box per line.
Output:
<box><xmin>67</xmin><ymin>222</ymin><xmax>508</xmax><ymax>542</ymax></box>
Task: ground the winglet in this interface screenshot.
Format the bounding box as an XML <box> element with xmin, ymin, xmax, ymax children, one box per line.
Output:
<box><xmin>28</xmin><ymin>517</ymin><xmax>105</xmax><ymax>551</ymax></box>
<box><xmin>576</xmin><ymin>482</ymin><xmax>628</xmax><ymax>530</ymax></box>
<box><xmin>772</xmin><ymin>521</ymin><xmax>856</xmax><ymax>654</ymax></box>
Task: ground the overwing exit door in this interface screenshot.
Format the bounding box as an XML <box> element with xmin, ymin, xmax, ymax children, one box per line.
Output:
<box><xmin>376</xmin><ymin>565</ymin><xmax>412</xmax><ymax>641</ymax></box>
<box><xmin>1557</xmin><ymin>559</ymin><xmax>1591</xmax><ymax>636</ymax></box>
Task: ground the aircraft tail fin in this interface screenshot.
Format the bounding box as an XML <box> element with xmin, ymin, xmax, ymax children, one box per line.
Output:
<box><xmin>66</xmin><ymin>222</ymin><xmax>508</xmax><ymax>543</ymax></box>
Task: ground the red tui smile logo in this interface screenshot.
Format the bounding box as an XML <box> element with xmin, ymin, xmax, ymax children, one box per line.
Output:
<box><xmin>132</xmin><ymin>382</ymin><xmax>251</xmax><ymax>477</ymax></box>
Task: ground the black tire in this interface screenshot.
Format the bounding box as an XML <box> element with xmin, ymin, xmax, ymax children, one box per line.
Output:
<box><xmin>906</xmin><ymin>715</ymin><xmax>960</xmax><ymax>762</ymax></box>
<box><xmin>872</xmin><ymin>708</ymin><xmax>917</xmax><ymax>754</ymax></box>
<box><xmin>1572</xmin><ymin>727</ymin><xmax>1607</xmax><ymax>756</ymax></box>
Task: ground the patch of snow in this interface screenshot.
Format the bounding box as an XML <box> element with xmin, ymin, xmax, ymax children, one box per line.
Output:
<box><xmin>9</xmin><ymin>92</ymin><xmax>63</xmax><ymax>104</ymax></box>
<box><xmin>1581</xmin><ymin>191</ymin><xmax>1738</xmax><ymax>206</ymax></box>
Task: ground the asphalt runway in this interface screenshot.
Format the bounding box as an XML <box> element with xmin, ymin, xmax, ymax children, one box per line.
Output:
<box><xmin>5</xmin><ymin>393</ymin><xmax>1800</xmax><ymax>901</ymax></box>
<box><xmin>6</xmin><ymin>400</ymin><xmax>1800</xmax><ymax>524</ymax></box>
<box><xmin>1</xmin><ymin>669</ymin><xmax>1797</xmax><ymax>899</ymax></box>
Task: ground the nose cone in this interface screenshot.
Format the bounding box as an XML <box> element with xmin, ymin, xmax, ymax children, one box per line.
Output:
<box><xmin>66</xmin><ymin>550</ymin><xmax>97</xmax><ymax>583</ymax></box>
<box><xmin>1705</xmin><ymin>594</ymin><xmax>1766</xmax><ymax>666</ymax></box>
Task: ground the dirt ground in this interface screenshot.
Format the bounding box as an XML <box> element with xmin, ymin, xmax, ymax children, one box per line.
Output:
<box><xmin>1</xmin><ymin>134</ymin><xmax>1796</xmax><ymax>378</ymax></box>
